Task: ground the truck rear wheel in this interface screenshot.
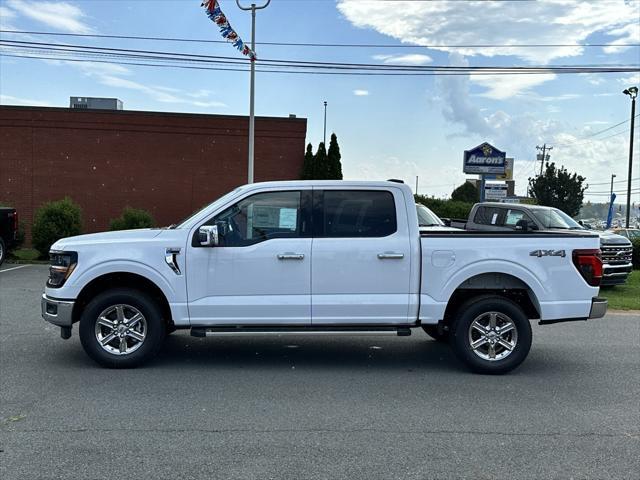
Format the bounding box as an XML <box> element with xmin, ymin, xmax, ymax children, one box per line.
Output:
<box><xmin>79</xmin><ymin>288</ymin><xmax>166</xmax><ymax>368</ymax></box>
<box><xmin>450</xmin><ymin>295</ymin><xmax>532</xmax><ymax>375</ymax></box>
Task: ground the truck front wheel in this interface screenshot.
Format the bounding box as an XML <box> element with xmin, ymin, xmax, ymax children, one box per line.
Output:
<box><xmin>450</xmin><ymin>296</ymin><xmax>532</xmax><ymax>375</ymax></box>
<box><xmin>79</xmin><ymin>288</ymin><xmax>166</xmax><ymax>368</ymax></box>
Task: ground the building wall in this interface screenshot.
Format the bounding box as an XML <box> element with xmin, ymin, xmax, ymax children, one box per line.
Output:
<box><xmin>0</xmin><ymin>106</ymin><xmax>307</xmax><ymax>244</ymax></box>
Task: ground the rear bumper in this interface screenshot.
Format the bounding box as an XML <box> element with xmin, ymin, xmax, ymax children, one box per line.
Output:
<box><xmin>588</xmin><ymin>297</ymin><xmax>608</xmax><ymax>319</ymax></box>
<box><xmin>539</xmin><ymin>297</ymin><xmax>607</xmax><ymax>325</ymax></box>
<box><xmin>41</xmin><ymin>294</ymin><xmax>75</xmax><ymax>327</ymax></box>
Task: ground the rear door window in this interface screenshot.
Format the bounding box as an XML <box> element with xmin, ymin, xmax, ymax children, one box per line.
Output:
<box><xmin>473</xmin><ymin>206</ymin><xmax>506</xmax><ymax>226</ymax></box>
<box><xmin>320</xmin><ymin>190</ymin><xmax>397</xmax><ymax>238</ymax></box>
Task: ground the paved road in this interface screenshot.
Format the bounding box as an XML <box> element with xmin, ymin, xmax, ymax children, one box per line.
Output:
<box><xmin>1</xmin><ymin>265</ymin><xmax>638</xmax><ymax>479</ymax></box>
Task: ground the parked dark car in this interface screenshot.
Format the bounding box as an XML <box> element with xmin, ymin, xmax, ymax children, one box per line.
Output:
<box><xmin>0</xmin><ymin>207</ymin><xmax>18</xmax><ymax>266</ymax></box>
<box><xmin>462</xmin><ymin>202</ymin><xmax>633</xmax><ymax>286</ymax></box>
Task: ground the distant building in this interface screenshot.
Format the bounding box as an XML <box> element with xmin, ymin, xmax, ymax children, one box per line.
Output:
<box><xmin>0</xmin><ymin>106</ymin><xmax>307</xmax><ymax>244</ymax></box>
<box><xmin>70</xmin><ymin>97</ymin><xmax>123</xmax><ymax>110</ymax></box>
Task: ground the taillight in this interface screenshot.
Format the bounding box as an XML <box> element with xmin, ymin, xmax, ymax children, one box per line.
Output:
<box><xmin>572</xmin><ymin>249</ymin><xmax>603</xmax><ymax>287</ymax></box>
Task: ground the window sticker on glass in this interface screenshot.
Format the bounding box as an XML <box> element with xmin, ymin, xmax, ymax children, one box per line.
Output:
<box><xmin>279</xmin><ymin>208</ymin><xmax>298</xmax><ymax>230</ymax></box>
<box><xmin>253</xmin><ymin>206</ymin><xmax>280</xmax><ymax>228</ymax></box>
<box><xmin>491</xmin><ymin>213</ymin><xmax>498</xmax><ymax>225</ymax></box>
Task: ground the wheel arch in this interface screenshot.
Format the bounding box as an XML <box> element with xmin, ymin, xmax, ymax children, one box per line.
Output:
<box><xmin>442</xmin><ymin>272</ymin><xmax>541</xmax><ymax>326</ymax></box>
<box><xmin>72</xmin><ymin>272</ymin><xmax>174</xmax><ymax>329</ymax></box>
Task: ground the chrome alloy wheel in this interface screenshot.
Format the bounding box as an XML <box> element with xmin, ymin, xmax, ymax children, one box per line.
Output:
<box><xmin>468</xmin><ymin>311</ymin><xmax>518</xmax><ymax>361</ymax></box>
<box><xmin>94</xmin><ymin>304</ymin><xmax>147</xmax><ymax>356</ymax></box>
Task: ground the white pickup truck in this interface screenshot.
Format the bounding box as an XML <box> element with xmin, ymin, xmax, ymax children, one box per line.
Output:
<box><xmin>41</xmin><ymin>180</ymin><xmax>607</xmax><ymax>374</ymax></box>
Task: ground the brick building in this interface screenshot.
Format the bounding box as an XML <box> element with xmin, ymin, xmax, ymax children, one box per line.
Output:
<box><xmin>0</xmin><ymin>106</ymin><xmax>307</xmax><ymax>243</ymax></box>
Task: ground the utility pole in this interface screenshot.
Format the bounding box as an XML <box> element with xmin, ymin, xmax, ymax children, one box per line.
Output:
<box><xmin>323</xmin><ymin>101</ymin><xmax>328</xmax><ymax>146</ymax></box>
<box><xmin>623</xmin><ymin>86</ymin><xmax>637</xmax><ymax>228</ymax></box>
<box><xmin>536</xmin><ymin>144</ymin><xmax>552</xmax><ymax>176</ymax></box>
<box><xmin>236</xmin><ymin>0</ymin><xmax>271</xmax><ymax>183</ymax></box>
<box><xmin>415</xmin><ymin>176</ymin><xmax>419</xmax><ymax>195</ymax></box>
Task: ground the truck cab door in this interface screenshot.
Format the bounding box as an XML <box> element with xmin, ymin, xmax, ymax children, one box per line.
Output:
<box><xmin>186</xmin><ymin>189</ymin><xmax>312</xmax><ymax>325</ymax></box>
<box><xmin>311</xmin><ymin>188</ymin><xmax>413</xmax><ymax>325</ymax></box>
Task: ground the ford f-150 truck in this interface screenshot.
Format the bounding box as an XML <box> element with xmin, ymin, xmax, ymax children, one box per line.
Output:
<box><xmin>462</xmin><ymin>202</ymin><xmax>634</xmax><ymax>286</ymax></box>
<box><xmin>41</xmin><ymin>181</ymin><xmax>607</xmax><ymax>374</ymax></box>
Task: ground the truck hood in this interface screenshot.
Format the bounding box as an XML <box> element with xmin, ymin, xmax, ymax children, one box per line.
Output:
<box><xmin>597</xmin><ymin>230</ymin><xmax>632</xmax><ymax>246</ymax></box>
<box><xmin>51</xmin><ymin>229</ymin><xmax>164</xmax><ymax>251</ymax></box>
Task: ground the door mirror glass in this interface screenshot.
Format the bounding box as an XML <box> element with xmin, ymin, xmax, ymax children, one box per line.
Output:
<box><xmin>199</xmin><ymin>225</ymin><xmax>219</xmax><ymax>247</ymax></box>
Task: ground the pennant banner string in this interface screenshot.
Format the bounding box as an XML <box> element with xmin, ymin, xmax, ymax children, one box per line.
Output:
<box><xmin>201</xmin><ymin>0</ymin><xmax>256</xmax><ymax>60</ymax></box>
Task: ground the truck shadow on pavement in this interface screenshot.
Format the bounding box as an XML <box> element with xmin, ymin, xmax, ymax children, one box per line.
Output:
<box><xmin>149</xmin><ymin>334</ymin><xmax>463</xmax><ymax>372</ymax></box>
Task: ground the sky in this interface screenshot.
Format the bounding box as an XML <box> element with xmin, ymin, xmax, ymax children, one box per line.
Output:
<box><xmin>1</xmin><ymin>0</ymin><xmax>639</xmax><ymax>203</ymax></box>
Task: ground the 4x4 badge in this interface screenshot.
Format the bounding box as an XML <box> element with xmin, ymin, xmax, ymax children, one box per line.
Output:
<box><xmin>530</xmin><ymin>249</ymin><xmax>566</xmax><ymax>258</ymax></box>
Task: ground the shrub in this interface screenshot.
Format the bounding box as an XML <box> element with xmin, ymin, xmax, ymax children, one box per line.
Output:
<box><xmin>415</xmin><ymin>195</ymin><xmax>473</xmax><ymax>220</ymax></box>
<box><xmin>632</xmin><ymin>238</ymin><xmax>640</xmax><ymax>270</ymax></box>
<box><xmin>32</xmin><ymin>198</ymin><xmax>83</xmax><ymax>257</ymax></box>
<box><xmin>109</xmin><ymin>207</ymin><xmax>155</xmax><ymax>231</ymax></box>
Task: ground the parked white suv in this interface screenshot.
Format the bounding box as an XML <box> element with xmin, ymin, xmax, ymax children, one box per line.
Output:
<box><xmin>42</xmin><ymin>181</ymin><xmax>606</xmax><ymax>374</ymax></box>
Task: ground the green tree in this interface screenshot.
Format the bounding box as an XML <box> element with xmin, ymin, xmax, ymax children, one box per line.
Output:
<box><xmin>301</xmin><ymin>143</ymin><xmax>315</xmax><ymax>180</ymax></box>
<box><xmin>109</xmin><ymin>207</ymin><xmax>156</xmax><ymax>231</ymax></box>
<box><xmin>528</xmin><ymin>162</ymin><xmax>586</xmax><ymax>216</ymax></box>
<box><xmin>326</xmin><ymin>133</ymin><xmax>343</xmax><ymax>180</ymax></box>
<box><xmin>314</xmin><ymin>142</ymin><xmax>330</xmax><ymax>179</ymax></box>
<box><xmin>32</xmin><ymin>197</ymin><xmax>83</xmax><ymax>257</ymax></box>
<box><xmin>451</xmin><ymin>182</ymin><xmax>479</xmax><ymax>203</ymax></box>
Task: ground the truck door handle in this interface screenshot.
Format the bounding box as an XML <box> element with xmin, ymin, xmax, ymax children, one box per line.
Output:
<box><xmin>377</xmin><ymin>252</ymin><xmax>404</xmax><ymax>260</ymax></box>
<box><xmin>277</xmin><ymin>253</ymin><xmax>305</xmax><ymax>260</ymax></box>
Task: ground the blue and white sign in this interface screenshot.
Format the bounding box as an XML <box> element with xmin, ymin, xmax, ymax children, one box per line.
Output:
<box><xmin>463</xmin><ymin>143</ymin><xmax>506</xmax><ymax>175</ymax></box>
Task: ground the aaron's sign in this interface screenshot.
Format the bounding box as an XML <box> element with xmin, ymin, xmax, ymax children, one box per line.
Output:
<box><xmin>463</xmin><ymin>143</ymin><xmax>506</xmax><ymax>175</ymax></box>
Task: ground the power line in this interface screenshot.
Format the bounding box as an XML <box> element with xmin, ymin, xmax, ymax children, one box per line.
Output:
<box><xmin>554</xmin><ymin>115</ymin><xmax>640</xmax><ymax>148</ymax></box>
<box><xmin>1</xmin><ymin>40</ymin><xmax>638</xmax><ymax>76</ymax></box>
<box><xmin>588</xmin><ymin>177</ymin><xmax>640</xmax><ymax>186</ymax></box>
<box><xmin>2</xmin><ymin>29</ymin><xmax>639</xmax><ymax>49</ymax></box>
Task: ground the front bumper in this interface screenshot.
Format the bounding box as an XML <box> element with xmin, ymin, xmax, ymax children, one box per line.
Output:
<box><xmin>601</xmin><ymin>263</ymin><xmax>633</xmax><ymax>286</ymax></box>
<box><xmin>41</xmin><ymin>294</ymin><xmax>75</xmax><ymax>327</ymax></box>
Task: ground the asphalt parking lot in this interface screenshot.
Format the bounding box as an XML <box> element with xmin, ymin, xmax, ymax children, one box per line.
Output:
<box><xmin>0</xmin><ymin>265</ymin><xmax>638</xmax><ymax>479</ymax></box>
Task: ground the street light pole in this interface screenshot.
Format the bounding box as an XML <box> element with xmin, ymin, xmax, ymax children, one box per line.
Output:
<box><xmin>323</xmin><ymin>101</ymin><xmax>327</xmax><ymax>146</ymax></box>
<box><xmin>623</xmin><ymin>86</ymin><xmax>637</xmax><ymax>228</ymax></box>
<box><xmin>236</xmin><ymin>0</ymin><xmax>271</xmax><ymax>183</ymax></box>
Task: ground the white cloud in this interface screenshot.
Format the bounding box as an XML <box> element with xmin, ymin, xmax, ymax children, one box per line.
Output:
<box><xmin>6</xmin><ymin>0</ymin><xmax>93</xmax><ymax>34</ymax></box>
<box><xmin>470</xmin><ymin>74</ymin><xmax>557</xmax><ymax>100</ymax></box>
<box><xmin>100</xmin><ymin>75</ymin><xmax>227</xmax><ymax>108</ymax></box>
<box><xmin>337</xmin><ymin>0</ymin><xmax>640</xmax><ymax>63</ymax></box>
<box><xmin>353</xmin><ymin>89</ymin><xmax>369</xmax><ymax>96</ymax></box>
<box><xmin>0</xmin><ymin>94</ymin><xmax>54</xmax><ymax>106</ymax></box>
<box><xmin>0</xmin><ymin>5</ymin><xmax>16</xmax><ymax>20</ymax></box>
<box><xmin>373</xmin><ymin>54</ymin><xmax>432</xmax><ymax>65</ymax></box>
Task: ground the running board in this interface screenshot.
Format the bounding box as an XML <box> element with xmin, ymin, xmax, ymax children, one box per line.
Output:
<box><xmin>190</xmin><ymin>326</ymin><xmax>412</xmax><ymax>337</ymax></box>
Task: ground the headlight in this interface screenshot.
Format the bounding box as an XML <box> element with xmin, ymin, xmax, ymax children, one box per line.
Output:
<box><xmin>47</xmin><ymin>251</ymin><xmax>78</xmax><ymax>288</ymax></box>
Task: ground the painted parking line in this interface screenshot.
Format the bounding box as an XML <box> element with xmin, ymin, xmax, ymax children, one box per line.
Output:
<box><xmin>0</xmin><ymin>265</ymin><xmax>30</xmax><ymax>273</ymax></box>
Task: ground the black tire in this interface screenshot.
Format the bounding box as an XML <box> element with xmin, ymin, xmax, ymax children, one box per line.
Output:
<box><xmin>450</xmin><ymin>295</ymin><xmax>532</xmax><ymax>375</ymax></box>
<box><xmin>0</xmin><ymin>237</ymin><xmax>5</xmax><ymax>266</ymax></box>
<box><xmin>79</xmin><ymin>288</ymin><xmax>166</xmax><ymax>368</ymax></box>
<box><xmin>422</xmin><ymin>325</ymin><xmax>449</xmax><ymax>342</ymax></box>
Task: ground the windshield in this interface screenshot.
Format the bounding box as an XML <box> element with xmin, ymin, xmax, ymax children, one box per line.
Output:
<box><xmin>416</xmin><ymin>204</ymin><xmax>444</xmax><ymax>226</ymax></box>
<box><xmin>175</xmin><ymin>187</ymin><xmax>243</xmax><ymax>228</ymax></box>
<box><xmin>531</xmin><ymin>208</ymin><xmax>584</xmax><ymax>230</ymax></box>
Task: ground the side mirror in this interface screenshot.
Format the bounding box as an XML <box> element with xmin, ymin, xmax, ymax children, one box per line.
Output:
<box><xmin>199</xmin><ymin>225</ymin><xmax>219</xmax><ymax>247</ymax></box>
